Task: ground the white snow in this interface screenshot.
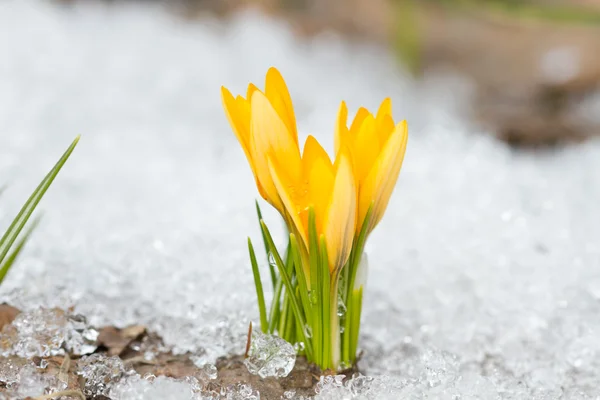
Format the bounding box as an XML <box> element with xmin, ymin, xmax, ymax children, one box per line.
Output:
<box><xmin>0</xmin><ymin>0</ymin><xmax>599</xmax><ymax>398</ymax></box>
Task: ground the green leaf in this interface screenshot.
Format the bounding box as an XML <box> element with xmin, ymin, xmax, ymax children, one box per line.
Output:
<box><xmin>320</xmin><ymin>235</ymin><xmax>332</xmax><ymax>370</ymax></box>
<box><xmin>255</xmin><ymin>201</ymin><xmax>277</xmax><ymax>289</ymax></box>
<box><xmin>248</xmin><ymin>238</ymin><xmax>268</xmax><ymax>333</ymax></box>
<box><xmin>342</xmin><ymin>202</ymin><xmax>374</xmax><ymax>364</ymax></box>
<box><xmin>0</xmin><ymin>217</ymin><xmax>40</xmax><ymax>284</ymax></box>
<box><xmin>307</xmin><ymin>207</ymin><xmax>321</xmax><ymax>365</ymax></box>
<box><xmin>0</xmin><ymin>136</ymin><xmax>80</xmax><ymax>279</ymax></box>
<box><xmin>267</xmin><ymin>239</ymin><xmax>292</xmax><ymax>334</ymax></box>
<box><xmin>290</xmin><ymin>234</ymin><xmax>311</xmax><ymax>328</ymax></box>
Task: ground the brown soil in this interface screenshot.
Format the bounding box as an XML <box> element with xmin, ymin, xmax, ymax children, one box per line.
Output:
<box><xmin>0</xmin><ymin>305</ymin><xmax>359</xmax><ymax>400</ymax></box>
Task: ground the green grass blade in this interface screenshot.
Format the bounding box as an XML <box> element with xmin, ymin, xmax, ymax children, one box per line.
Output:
<box><xmin>0</xmin><ymin>216</ymin><xmax>40</xmax><ymax>284</ymax></box>
<box><xmin>248</xmin><ymin>238</ymin><xmax>268</xmax><ymax>333</ymax></box>
<box><xmin>342</xmin><ymin>202</ymin><xmax>374</xmax><ymax>364</ymax></box>
<box><xmin>267</xmin><ymin>239</ymin><xmax>292</xmax><ymax>334</ymax></box>
<box><xmin>307</xmin><ymin>207</ymin><xmax>321</xmax><ymax>365</ymax></box>
<box><xmin>349</xmin><ymin>287</ymin><xmax>363</xmax><ymax>362</ymax></box>
<box><xmin>259</xmin><ymin>220</ymin><xmax>314</xmax><ymax>360</ymax></box>
<box><xmin>290</xmin><ymin>234</ymin><xmax>311</xmax><ymax>328</ymax></box>
<box><xmin>0</xmin><ymin>136</ymin><xmax>80</xmax><ymax>265</ymax></box>
<box><xmin>320</xmin><ymin>235</ymin><xmax>332</xmax><ymax>370</ymax></box>
<box><xmin>255</xmin><ymin>201</ymin><xmax>277</xmax><ymax>288</ymax></box>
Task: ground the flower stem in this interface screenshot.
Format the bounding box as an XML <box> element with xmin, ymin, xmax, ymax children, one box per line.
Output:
<box><xmin>248</xmin><ymin>238</ymin><xmax>268</xmax><ymax>333</ymax></box>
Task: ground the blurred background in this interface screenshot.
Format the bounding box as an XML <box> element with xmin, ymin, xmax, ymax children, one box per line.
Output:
<box><xmin>52</xmin><ymin>0</ymin><xmax>600</xmax><ymax>146</ymax></box>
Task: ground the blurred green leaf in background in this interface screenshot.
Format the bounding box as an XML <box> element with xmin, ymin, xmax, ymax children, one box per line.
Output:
<box><xmin>0</xmin><ymin>136</ymin><xmax>80</xmax><ymax>284</ymax></box>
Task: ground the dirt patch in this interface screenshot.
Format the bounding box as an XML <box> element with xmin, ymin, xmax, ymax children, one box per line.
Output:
<box><xmin>0</xmin><ymin>306</ymin><xmax>360</xmax><ymax>399</ymax></box>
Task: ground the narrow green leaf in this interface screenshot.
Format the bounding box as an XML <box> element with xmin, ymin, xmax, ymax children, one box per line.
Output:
<box><xmin>259</xmin><ymin>220</ymin><xmax>314</xmax><ymax>360</ymax></box>
<box><xmin>290</xmin><ymin>234</ymin><xmax>311</xmax><ymax>328</ymax></box>
<box><xmin>350</xmin><ymin>287</ymin><xmax>364</xmax><ymax>362</ymax></box>
<box><xmin>279</xmin><ymin>290</ymin><xmax>291</xmax><ymax>337</ymax></box>
<box><xmin>0</xmin><ymin>216</ymin><xmax>40</xmax><ymax>284</ymax></box>
<box><xmin>248</xmin><ymin>238</ymin><xmax>268</xmax><ymax>333</ymax></box>
<box><xmin>307</xmin><ymin>207</ymin><xmax>321</xmax><ymax>365</ymax></box>
<box><xmin>342</xmin><ymin>202</ymin><xmax>374</xmax><ymax>364</ymax></box>
<box><xmin>267</xmin><ymin>239</ymin><xmax>292</xmax><ymax>334</ymax></box>
<box><xmin>320</xmin><ymin>235</ymin><xmax>331</xmax><ymax>370</ymax></box>
<box><xmin>0</xmin><ymin>136</ymin><xmax>80</xmax><ymax>267</ymax></box>
<box><xmin>255</xmin><ymin>201</ymin><xmax>277</xmax><ymax>289</ymax></box>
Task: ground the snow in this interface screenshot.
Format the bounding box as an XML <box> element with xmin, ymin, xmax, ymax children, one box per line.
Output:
<box><xmin>0</xmin><ymin>0</ymin><xmax>599</xmax><ymax>398</ymax></box>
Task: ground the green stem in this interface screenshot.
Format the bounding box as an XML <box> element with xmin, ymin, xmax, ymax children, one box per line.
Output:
<box><xmin>255</xmin><ymin>201</ymin><xmax>277</xmax><ymax>289</ymax></box>
<box><xmin>349</xmin><ymin>287</ymin><xmax>363</xmax><ymax>361</ymax></box>
<box><xmin>320</xmin><ymin>236</ymin><xmax>331</xmax><ymax>370</ymax></box>
<box><xmin>268</xmin><ymin>278</ymin><xmax>284</xmax><ymax>334</ymax></box>
<box><xmin>248</xmin><ymin>238</ymin><xmax>268</xmax><ymax>333</ymax></box>
<box><xmin>341</xmin><ymin>205</ymin><xmax>373</xmax><ymax>365</ymax></box>
<box><xmin>268</xmin><ymin>241</ymin><xmax>292</xmax><ymax>334</ymax></box>
<box><xmin>279</xmin><ymin>290</ymin><xmax>290</xmax><ymax>336</ymax></box>
<box><xmin>329</xmin><ymin>270</ymin><xmax>342</xmax><ymax>370</ymax></box>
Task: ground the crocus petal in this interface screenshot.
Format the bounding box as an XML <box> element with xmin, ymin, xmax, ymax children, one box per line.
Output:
<box><xmin>267</xmin><ymin>156</ymin><xmax>308</xmax><ymax>247</ymax></box>
<box><xmin>250</xmin><ymin>90</ymin><xmax>302</xmax><ymax>212</ymax></box>
<box><xmin>247</xmin><ymin>83</ymin><xmax>258</xmax><ymax>100</ymax></box>
<box><xmin>323</xmin><ymin>147</ymin><xmax>356</xmax><ymax>273</ymax></box>
<box><xmin>348</xmin><ymin>107</ymin><xmax>371</xmax><ymax>139</ymax></box>
<box><xmin>334</xmin><ymin>101</ymin><xmax>349</xmax><ymax>155</ymax></box>
<box><xmin>265</xmin><ymin>67</ymin><xmax>299</xmax><ymax>146</ymax></box>
<box><xmin>375</xmin><ymin>98</ymin><xmax>396</xmax><ymax>145</ymax></box>
<box><xmin>304</xmin><ymin>135</ymin><xmax>335</xmax><ymax>234</ymax></box>
<box><xmin>352</xmin><ymin>114</ymin><xmax>380</xmax><ymax>183</ymax></box>
<box><xmin>377</xmin><ymin>114</ymin><xmax>396</xmax><ymax>146</ymax></box>
<box><xmin>359</xmin><ymin>120</ymin><xmax>408</xmax><ymax>233</ymax></box>
<box><xmin>221</xmin><ymin>87</ymin><xmax>268</xmax><ymax>200</ymax></box>
<box><xmin>375</xmin><ymin>97</ymin><xmax>392</xmax><ymax>121</ymax></box>
<box><xmin>221</xmin><ymin>86</ymin><xmax>250</xmax><ymax>155</ymax></box>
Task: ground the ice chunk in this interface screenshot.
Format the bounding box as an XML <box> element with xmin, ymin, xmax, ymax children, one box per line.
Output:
<box><xmin>0</xmin><ymin>357</ymin><xmax>30</xmax><ymax>386</ymax></box>
<box><xmin>244</xmin><ymin>330</ymin><xmax>296</xmax><ymax>379</ymax></box>
<box><xmin>77</xmin><ymin>353</ymin><xmax>128</xmax><ymax>397</ymax></box>
<box><xmin>0</xmin><ymin>363</ymin><xmax>65</xmax><ymax>398</ymax></box>
<box><xmin>0</xmin><ymin>307</ymin><xmax>98</xmax><ymax>357</ymax></box>
<box><xmin>65</xmin><ymin>313</ymin><xmax>100</xmax><ymax>355</ymax></box>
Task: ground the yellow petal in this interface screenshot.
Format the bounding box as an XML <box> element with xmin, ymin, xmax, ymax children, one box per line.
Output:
<box><xmin>267</xmin><ymin>156</ymin><xmax>308</xmax><ymax>247</ymax></box>
<box><xmin>222</xmin><ymin>87</ymin><xmax>268</xmax><ymax>200</ymax></box>
<box><xmin>348</xmin><ymin>107</ymin><xmax>371</xmax><ymax>139</ymax></box>
<box><xmin>251</xmin><ymin>90</ymin><xmax>302</xmax><ymax>212</ymax></box>
<box><xmin>265</xmin><ymin>67</ymin><xmax>299</xmax><ymax>146</ymax></box>
<box><xmin>359</xmin><ymin>120</ymin><xmax>408</xmax><ymax>233</ymax></box>
<box><xmin>375</xmin><ymin>98</ymin><xmax>396</xmax><ymax>146</ymax></box>
<box><xmin>375</xmin><ymin>97</ymin><xmax>392</xmax><ymax>121</ymax></box>
<box><xmin>352</xmin><ymin>114</ymin><xmax>380</xmax><ymax>183</ymax></box>
<box><xmin>323</xmin><ymin>147</ymin><xmax>356</xmax><ymax>272</ymax></box>
<box><xmin>303</xmin><ymin>136</ymin><xmax>334</xmax><ymax>234</ymax></box>
<box><xmin>221</xmin><ymin>86</ymin><xmax>250</xmax><ymax>155</ymax></box>
<box><xmin>334</xmin><ymin>101</ymin><xmax>348</xmax><ymax>155</ymax></box>
<box><xmin>247</xmin><ymin>83</ymin><xmax>258</xmax><ymax>100</ymax></box>
<box><xmin>377</xmin><ymin>114</ymin><xmax>396</xmax><ymax>146</ymax></box>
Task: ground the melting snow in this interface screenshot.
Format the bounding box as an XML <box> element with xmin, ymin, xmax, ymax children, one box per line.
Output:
<box><xmin>0</xmin><ymin>0</ymin><xmax>599</xmax><ymax>398</ymax></box>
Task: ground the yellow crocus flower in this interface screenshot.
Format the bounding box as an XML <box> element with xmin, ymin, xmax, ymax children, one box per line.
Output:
<box><xmin>335</xmin><ymin>99</ymin><xmax>408</xmax><ymax>235</ymax></box>
<box><xmin>221</xmin><ymin>67</ymin><xmax>356</xmax><ymax>273</ymax></box>
<box><xmin>221</xmin><ymin>67</ymin><xmax>299</xmax><ymax>215</ymax></box>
